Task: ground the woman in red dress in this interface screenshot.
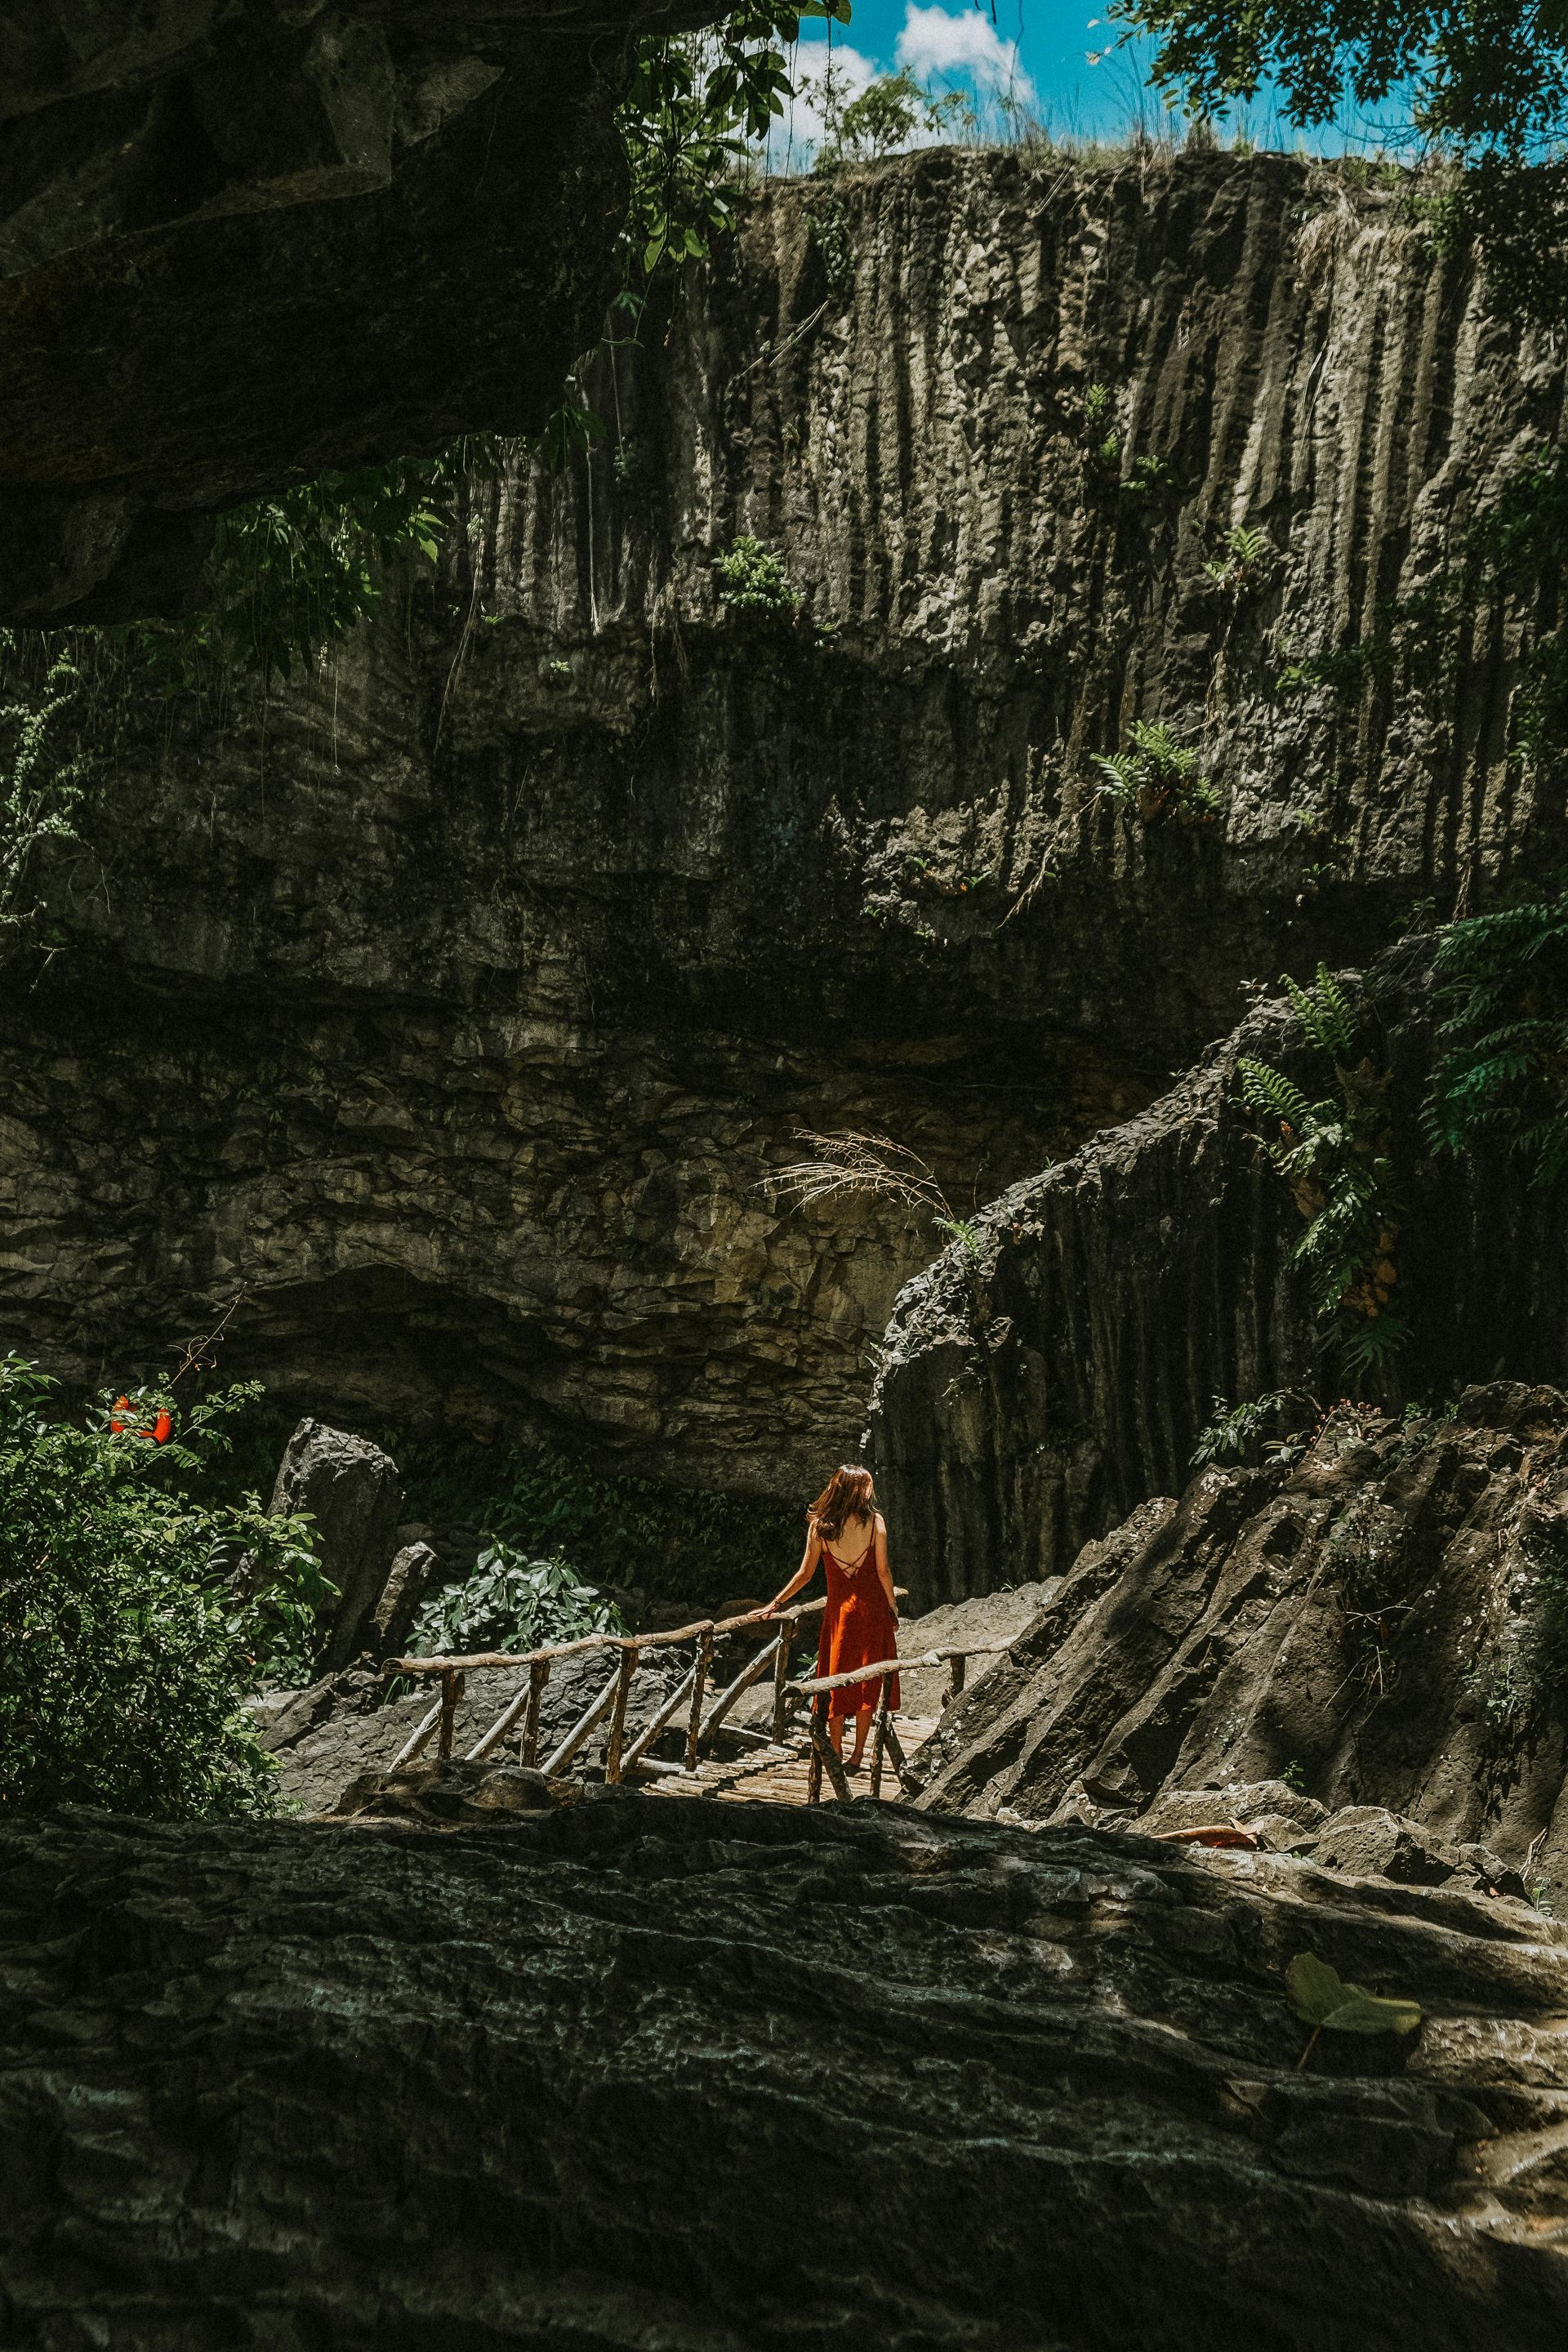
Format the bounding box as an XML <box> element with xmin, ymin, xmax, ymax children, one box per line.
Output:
<box><xmin>768</xmin><ymin>1463</ymin><xmax>900</xmax><ymax>1773</ymax></box>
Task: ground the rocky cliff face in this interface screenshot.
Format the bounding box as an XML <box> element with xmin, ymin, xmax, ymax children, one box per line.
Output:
<box><xmin>868</xmin><ymin>948</ymin><xmax>1568</xmax><ymax>1606</ymax></box>
<box><xmin>910</xmin><ymin>1382</ymin><xmax>1568</xmax><ymax>1912</ymax></box>
<box><xmin>7</xmin><ymin>147</ymin><xmax>1564</xmax><ymax>1498</ymax></box>
<box><xmin>4</xmin><ymin>1799</ymin><xmax>1567</xmax><ymax>2348</ymax></box>
<box><xmin>0</xmin><ymin>0</ymin><xmax>701</xmax><ymax>621</ymax></box>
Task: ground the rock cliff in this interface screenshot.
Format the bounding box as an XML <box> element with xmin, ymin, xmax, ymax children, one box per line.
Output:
<box><xmin>3</xmin><ymin>1798</ymin><xmax>1567</xmax><ymax>2348</ymax></box>
<box><xmin>910</xmin><ymin>1381</ymin><xmax>1568</xmax><ymax>1912</ymax></box>
<box><xmin>0</xmin><ymin>0</ymin><xmax>710</xmax><ymax>621</ymax></box>
<box><xmin>7</xmin><ymin>147</ymin><xmax>1565</xmax><ymax>1497</ymax></box>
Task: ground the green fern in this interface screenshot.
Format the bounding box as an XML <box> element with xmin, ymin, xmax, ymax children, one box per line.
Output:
<box><xmin>1428</xmin><ymin>878</ymin><xmax>1568</xmax><ymax>1186</ymax></box>
<box><xmin>1093</xmin><ymin>719</ymin><xmax>1223</xmax><ymax>827</ymax></box>
<box><xmin>1239</xmin><ymin>966</ymin><xmax>1405</xmax><ymax>1385</ymax></box>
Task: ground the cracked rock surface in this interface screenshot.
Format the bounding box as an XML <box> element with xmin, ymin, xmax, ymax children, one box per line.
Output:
<box><xmin>2</xmin><ymin>1798</ymin><xmax>1566</xmax><ymax>2348</ymax></box>
<box><xmin>911</xmin><ymin>1382</ymin><xmax>1568</xmax><ymax>1913</ymax></box>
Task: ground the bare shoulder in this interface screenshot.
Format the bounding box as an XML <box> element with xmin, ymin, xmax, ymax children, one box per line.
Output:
<box><xmin>875</xmin><ymin>1512</ymin><xmax>888</xmax><ymax>1534</ymax></box>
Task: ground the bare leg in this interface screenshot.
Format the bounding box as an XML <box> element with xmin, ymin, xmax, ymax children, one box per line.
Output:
<box><xmin>848</xmin><ymin>1706</ymin><xmax>874</xmax><ymax>1769</ymax></box>
<box><xmin>828</xmin><ymin>1715</ymin><xmax>845</xmax><ymax>1753</ymax></box>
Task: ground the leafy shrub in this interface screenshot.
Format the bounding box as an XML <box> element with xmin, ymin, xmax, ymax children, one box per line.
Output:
<box><xmin>399</xmin><ymin>1438</ymin><xmax>800</xmax><ymax>1615</ymax></box>
<box><xmin>1191</xmin><ymin>1388</ymin><xmax>1316</xmax><ymax>1468</ymax></box>
<box><xmin>1238</xmin><ymin>966</ymin><xmax>1408</xmax><ymax>1379</ymax></box>
<box><xmin>0</xmin><ymin>1358</ymin><xmax>329</xmax><ymax>1819</ymax></box>
<box><xmin>1094</xmin><ymin>719</ymin><xmax>1223</xmax><ymax>826</ymax></box>
<box><xmin>714</xmin><ymin>536</ymin><xmax>803</xmax><ymax>620</ymax></box>
<box><xmin>1428</xmin><ymin>875</ymin><xmax>1568</xmax><ymax>1187</ymax></box>
<box><xmin>410</xmin><ymin>1544</ymin><xmax>622</xmax><ymax>1659</ymax></box>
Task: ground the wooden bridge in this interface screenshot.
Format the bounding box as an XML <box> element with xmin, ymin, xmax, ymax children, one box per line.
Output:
<box><xmin>385</xmin><ymin>1589</ymin><xmax>982</xmax><ymax>1807</ymax></box>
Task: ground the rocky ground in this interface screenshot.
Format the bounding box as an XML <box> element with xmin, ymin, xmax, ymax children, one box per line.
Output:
<box><xmin>2</xmin><ymin>1797</ymin><xmax>1566</xmax><ymax>2350</ymax></box>
<box><xmin>911</xmin><ymin>1382</ymin><xmax>1568</xmax><ymax>1914</ymax></box>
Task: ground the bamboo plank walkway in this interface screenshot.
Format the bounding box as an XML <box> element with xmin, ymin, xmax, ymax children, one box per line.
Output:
<box><xmin>642</xmin><ymin>1717</ymin><xmax>942</xmax><ymax>1807</ymax></box>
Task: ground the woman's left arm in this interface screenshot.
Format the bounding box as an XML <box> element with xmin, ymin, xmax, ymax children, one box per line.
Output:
<box><xmin>875</xmin><ymin>1515</ymin><xmax>897</xmax><ymax>1620</ymax></box>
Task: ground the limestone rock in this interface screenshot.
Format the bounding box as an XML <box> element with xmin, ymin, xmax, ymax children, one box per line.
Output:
<box><xmin>870</xmin><ymin>952</ymin><xmax>1568</xmax><ymax>1602</ymax></box>
<box><xmin>911</xmin><ymin>1383</ymin><xmax>1568</xmax><ymax>1913</ymax></box>
<box><xmin>8</xmin><ymin>150</ymin><xmax>1567</xmax><ymax>1493</ymax></box>
<box><xmin>268</xmin><ymin>1416</ymin><xmax>402</xmax><ymax>1668</ymax></box>
<box><xmin>0</xmin><ymin>0</ymin><xmax>719</xmax><ymax>621</ymax></box>
<box><xmin>2</xmin><ymin>1801</ymin><xmax>1566</xmax><ymax>2346</ymax></box>
<box><xmin>368</xmin><ymin>1538</ymin><xmax>439</xmax><ymax>1658</ymax></box>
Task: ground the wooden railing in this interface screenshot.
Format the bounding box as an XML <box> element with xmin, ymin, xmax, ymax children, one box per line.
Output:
<box><xmin>383</xmin><ymin>1592</ymin><xmax>990</xmax><ymax>1803</ymax></box>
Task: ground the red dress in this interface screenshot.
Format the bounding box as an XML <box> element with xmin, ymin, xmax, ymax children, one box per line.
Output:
<box><xmin>817</xmin><ymin>1534</ymin><xmax>901</xmax><ymax>1719</ymax></box>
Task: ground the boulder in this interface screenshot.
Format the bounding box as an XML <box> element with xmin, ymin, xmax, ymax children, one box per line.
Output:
<box><xmin>2</xmin><ymin>1802</ymin><xmax>1566</xmax><ymax>2347</ymax></box>
<box><xmin>268</xmin><ymin>1417</ymin><xmax>402</xmax><ymax>1669</ymax></box>
<box><xmin>368</xmin><ymin>1539</ymin><xmax>439</xmax><ymax>1659</ymax></box>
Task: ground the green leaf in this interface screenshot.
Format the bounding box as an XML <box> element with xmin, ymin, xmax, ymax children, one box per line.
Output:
<box><xmin>1286</xmin><ymin>1951</ymin><xmax>1421</xmax><ymax>2037</ymax></box>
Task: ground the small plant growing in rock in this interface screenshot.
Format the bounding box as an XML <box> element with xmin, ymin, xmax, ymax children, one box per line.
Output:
<box><xmin>1237</xmin><ymin>966</ymin><xmax>1408</xmax><ymax>1381</ymax></box>
<box><xmin>0</xmin><ymin>632</ymin><xmax>91</xmax><ymax>951</ymax></box>
<box><xmin>1204</xmin><ymin>523</ymin><xmax>1276</xmax><ymax>595</ymax></box>
<box><xmin>763</xmin><ymin>1129</ymin><xmax>991</xmax><ymax>1291</ymax></box>
<box><xmin>1094</xmin><ymin>719</ymin><xmax>1223</xmax><ymax>826</ymax></box>
<box><xmin>1191</xmin><ymin>1388</ymin><xmax>1317</xmax><ymax>1468</ymax></box>
<box><xmin>1427</xmin><ymin>874</ymin><xmax>1568</xmax><ymax>1188</ymax></box>
<box><xmin>714</xmin><ymin>536</ymin><xmax>804</xmax><ymax>621</ymax></box>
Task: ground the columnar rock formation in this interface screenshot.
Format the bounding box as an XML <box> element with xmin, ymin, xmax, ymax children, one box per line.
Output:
<box><xmin>869</xmin><ymin>949</ymin><xmax>1568</xmax><ymax>1606</ymax></box>
<box><xmin>5</xmin><ymin>148</ymin><xmax>1563</xmax><ymax>1493</ymax></box>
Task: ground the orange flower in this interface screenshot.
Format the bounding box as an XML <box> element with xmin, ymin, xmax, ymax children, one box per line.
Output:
<box><xmin>152</xmin><ymin>1410</ymin><xmax>172</xmax><ymax>1445</ymax></box>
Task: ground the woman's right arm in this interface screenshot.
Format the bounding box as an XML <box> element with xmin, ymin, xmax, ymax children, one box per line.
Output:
<box><xmin>769</xmin><ymin>1527</ymin><xmax>821</xmax><ymax>1612</ymax></box>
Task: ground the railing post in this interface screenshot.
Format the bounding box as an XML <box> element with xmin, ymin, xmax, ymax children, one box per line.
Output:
<box><xmin>521</xmin><ymin>1659</ymin><xmax>550</xmax><ymax>1768</ymax></box>
<box><xmin>808</xmin><ymin>1694</ymin><xmax>852</xmax><ymax>1802</ymax></box>
<box><xmin>437</xmin><ymin>1668</ymin><xmax>464</xmax><ymax>1761</ymax></box>
<box><xmin>684</xmin><ymin>1628</ymin><xmax>714</xmax><ymax>1771</ymax></box>
<box><xmin>771</xmin><ymin>1611</ymin><xmax>795</xmax><ymax>1744</ymax></box>
<box><xmin>604</xmin><ymin>1646</ymin><xmax>639</xmax><ymax>1785</ymax></box>
<box><xmin>869</xmin><ymin>1673</ymin><xmax>892</xmax><ymax>1800</ymax></box>
<box><xmin>806</xmin><ymin>1692</ymin><xmax>823</xmax><ymax>1806</ymax></box>
<box><xmin>945</xmin><ymin>1652</ymin><xmax>967</xmax><ymax>1709</ymax></box>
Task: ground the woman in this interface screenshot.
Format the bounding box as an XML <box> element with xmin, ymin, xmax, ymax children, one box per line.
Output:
<box><xmin>768</xmin><ymin>1463</ymin><xmax>900</xmax><ymax>1774</ymax></box>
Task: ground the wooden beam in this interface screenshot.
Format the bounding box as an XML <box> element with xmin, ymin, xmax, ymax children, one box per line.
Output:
<box><xmin>539</xmin><ymin>1662</ymin><xmax>621</xmax><ymax>1780</ymax></box>
<box><xmin>436</xmin><ymin>1668</ymin><xmax>465</xmax><ymax>1761</ymax></box>
<box><xmin>806</xmin><ymin>1696</ymin><xmax>823</xmax><ymax>1806</ymax></box>
<box><xmin>869</xmin><ymin>1674</ymin><xmax>893</xmax><ymax>1800</ymax></box>
<box><xmin>696</xmin><ymin>1630</ymin><xmax>782</xmax><ymax>1753</ymax></box>
<box><xmin>771</xmin><ymin>1613</ymin><xmax>797</xmax><ymax>1744</ymax></box>
<box><xmin>603</xmin><ymin>1646</ymin><xmax>641</xmax><ymax>1784</ymax></box>
<box><xmin>389</xmin><ymin>1692</ymin><xmax>443</xmax><ymax>1771</ymax></box>
<box><xmin>684</xmin><ymin>1630</ymin><xmax>714</xmax><ymax>1771</ymax></box>
<box><xmin>521</xmin><ymin>1659</ymin><xmax>550</xmax><ymax>1769</ymax></box>
<box><xmin>465</xmin><ymin>1655</ymin><xmax>546</xmax><ymax>1764</ymax></box>
<box><xmin>809</xmin><ymin>1713</ymin><xmax>853</xmax><ymax>1802</ymax></box>
<box><xmin>620</xmin><ymin>1657</ymin><xmax>699</xmax><ymax>1773</ymax></box>
<box><xmin>384</xmin><ymin>1591</ymin><xmax>870</xmax><ymax>1680</ymax></box>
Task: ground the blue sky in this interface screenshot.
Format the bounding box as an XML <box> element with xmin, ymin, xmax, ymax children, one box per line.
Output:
<box><xmin>767</xmin><ymin>2</ymin><xmax>1414</xmax><ymax>166</ymax></box>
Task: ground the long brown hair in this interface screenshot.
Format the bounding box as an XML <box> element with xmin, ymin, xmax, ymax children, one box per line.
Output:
<box><xmin>810</xmin><ymin>1463</ymin><xmax>875</xmax><ymax>1544</ymax></box>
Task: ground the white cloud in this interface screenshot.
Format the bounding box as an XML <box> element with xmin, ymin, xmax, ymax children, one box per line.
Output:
<box><xmin>895</xmin><ymin>4</ymin><xmax>1035</xmax><ymax>102</ymax></box>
